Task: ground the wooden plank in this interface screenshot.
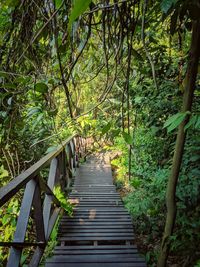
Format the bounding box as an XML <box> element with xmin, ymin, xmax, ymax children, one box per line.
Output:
<box><xmin>43</xmin><ymin>158</ymin><xmax>58</xmax><ymax>238</ymax></box>
<box><xmin>61</xmin><ymin>150</ymin><xmax>70</xmax><ymax>188</ymax></box>
<box><xmin>29</xmin><ymin>247</ymin><xmax>44</xmax><ymax>267</ymax></box>
<box><xmin>39</xmin><ymin>178</ymin><xmax>60</xmax><ymax>206</ymax></box>
<box><xmin>70</xmin><ymin>202</ymin><xmax>123</xmax><ymax>204</ymax></box>
<box><xmin>46</xmin><ymin>255</ymin><xmax>144</xmax><ymax>263</ymax></box>
<box><xmin>60</xmin><ymin>223</ymin><xmax>132</xmax><ymax>227</ymax></box>
<box><xmin>69</xmin><ymin>212</ymin><xmax>130</xmax><ymax>215</ymax></box>
<box><xmin>54</xmin><ymin>250</ymin><xmax>139</xmax><ymax>258</ymax></box>
<box><xmin>61</xmin><ymin>216</ymin><xmax>131</xmax><ymax>220</ymax></box>
<box><xmin>0</xmin><ymin>242</ymin><xmax>45</xmax><ymax>247</ymax></box>
<box><xmin>61</xmin><ymin>220</ymin><xmax>132</xmax><ymax>224</ymax></box>
<box><xmin>63</xmin><ymin>211</ymin><xmax>130</xmax><ymax>214</ymax></box>
<box><xmin>0</xmin><ymin>135</ymin><xmax>77</xmax><ymax>207</ymax></box>
<box><xmin>71</xmin><ymin>200</ymin><xmax>123</xmax><ymax>203</ymax></box>
<box><xmin>58</xmin><ymin>236</ymin><xmax>134</xmax><ymax>241</ymax></box>
<box><xmin>70</xmin><ymin>193</ymin><xmax>119</xmax><ymax>195</ymax></box>
<box><xmin>59</xmin><ymin>225</ymin><xmax>131</xmax><ymax>229</ymax></box>
<box><xmin>62</xmin><ymin>214</ymin><xmax>131</xmax><ymax>220</ymax></box>
<box><xmin>67</xmin><ymin>143</ymin><xmax>74</xmax><ymax>176</ymax></box>
<box><xmin>70</xmin><ymin>205</ymin><xmax>124</xmax><ymax>208</ymax></box>
<box><xmin>59</xmin><ymin>229</ymin><xmax>133</xmax><ymax>234</ymax></box>
<box><xmin>47</xmin><ymin>255</ymin><xmax>143</xmax><ymax>262</ymax></box>
<box><xmin>54</xmin><ymin>251</ymin><xmax>138</xmax><ymax>256</ymax></box>
<box><xmin>45</xmin><ymin>263</ymin><xmax>146</xmax><ymax>267</ymax></box>
<box><xmin>70</xmin><ymin>197</ymin><xmax>120</xmax><ymax>200</ymax></box>
<box><xmin>55</xmin><ymin>245</ymin><xmax>137</xmax><ymax>251</ymax></box>
<box><xmin>48</xmin><ymin>158</ymin><xmax>58</xmax><ymax>189</ymax></box>
<box><xmin>71</xmin><ymin>191</ymin><xmax>117</xmax><ymax>193</ymax></box>
<box><xmin>45</xmin><ymin>154</ymin><xmax>147</xmax><ymax>267</ymax></box>
<box><xmin>70</xmin><ymin>201</ymin><xmax>123</xmax><ymax>204</ymax></box>
<box><xmin>58</xmin><ymin>233</ymin><xmax>134</xmax><ymax>237</ymax></box>
<box><xmin>73</xmin><ymin>209</ymin><xmax>127</xmax><ymax>213</ymax></box>
<box><xmin>72</xmin><ymin>185</ymin><xmax>115</xmax><ymax>187</ymax></box>
<box><xmin>70</xmin><ymin>210</ymin><xmax>129</xmax><ymax>214</ymax></box>
<box><xmin>61</xmin><ymin>217</ymin><xmax>131</xmax><ymax>222</ymax></box>
<box><xmin>32</xmin><ymin>182</ymin><xmax>45</xmax><ymax>242</ymax></box>
<box><xmin>47</xmin><ymin>207</ymin><xmax>61</xmax><ymax>239</ymax></box>
<box><xmin>7</xmin><ymin>179</ymin><xmax>36</xmax><ymax>267</ymax></box>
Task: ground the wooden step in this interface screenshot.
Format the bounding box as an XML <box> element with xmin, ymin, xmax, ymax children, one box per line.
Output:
<box><xmin>45</xmin><ymin>154</ymin><xmax>146</xmax><ymax>267</ymax></box>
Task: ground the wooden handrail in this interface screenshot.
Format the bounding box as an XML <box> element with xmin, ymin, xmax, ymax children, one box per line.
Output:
<box><xmin>0</xmin><ymin>134</ymin><xmax>77</xmax><ymax>207</ymax></box>
<box><xmin>0</xmin><ymin>134</ymin><xmax>87</xmax><ymax>267</ymax></box>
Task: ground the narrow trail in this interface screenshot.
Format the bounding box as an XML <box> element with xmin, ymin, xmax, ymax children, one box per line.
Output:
<box><xmin>45</xmin><ymin>154</ymin><xmax>146</xmax><ymax>267</ymax></box>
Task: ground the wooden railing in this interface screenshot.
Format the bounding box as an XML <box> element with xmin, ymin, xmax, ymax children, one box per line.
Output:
<box><xmin>0</xmin><ymin>135</ymin><xmax>86</xmax><ymax>267</ymax></box>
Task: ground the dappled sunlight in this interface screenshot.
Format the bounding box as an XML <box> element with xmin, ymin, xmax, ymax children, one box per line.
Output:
<box><xmin>68</xmin><ymin>198</ymin><xmax>79</xmax><ymax>205</ymax></box>
<box><xmin>79</xmin><ymin>218</ymin><xmax>85</xmax><ymax>225</ymax></box>
<box><xmin>89</xmin><ymin>209</ymin><xmax>96</xmax><ymax>219</ymax></box>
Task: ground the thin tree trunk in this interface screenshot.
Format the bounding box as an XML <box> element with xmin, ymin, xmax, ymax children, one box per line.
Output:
<box><xmin>157</xmin><ymin>20</ymin><xmax>200</xmax><ymax>267</ymax></box>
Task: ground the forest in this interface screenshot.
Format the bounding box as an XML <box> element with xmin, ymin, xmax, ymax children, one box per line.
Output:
<box><xmin>0</xmin><ymin>0</ymin><xmax>200</xmax><ymax>266</ymax></box>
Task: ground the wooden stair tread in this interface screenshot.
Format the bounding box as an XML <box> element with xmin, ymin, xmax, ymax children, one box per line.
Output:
<box><xmin>45</xmin><ymin>154</ymin><xmax>146</xmax><ymax>267</ymax></box>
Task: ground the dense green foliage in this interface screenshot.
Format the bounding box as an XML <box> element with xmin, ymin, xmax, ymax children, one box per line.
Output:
<box><xmin>0</xmin><ymin>0</ymin><xmax>200</xmax><ymax>266</ymax></box>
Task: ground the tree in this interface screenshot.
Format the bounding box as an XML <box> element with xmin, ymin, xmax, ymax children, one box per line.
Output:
<box><xmin>158</xmin><ymin>19</ymin><xmax>200</xmax><ymax>267</ymax></box>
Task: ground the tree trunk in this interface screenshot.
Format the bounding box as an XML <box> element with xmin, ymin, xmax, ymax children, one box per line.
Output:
<box><xmin>157</xmin><ymin>20</ymin><xmax>200</xmax><ymax>267</ymax></box>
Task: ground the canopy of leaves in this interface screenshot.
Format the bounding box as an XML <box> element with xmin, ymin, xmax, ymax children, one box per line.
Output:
<box><xmin>0</xmin><ymin>0</ymin><xmax>200</xmax><ymax>265</ymax></box>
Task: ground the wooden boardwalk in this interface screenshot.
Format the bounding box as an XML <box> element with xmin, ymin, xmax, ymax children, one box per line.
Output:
<box><xmin>45</xmin><ymin>154</ymin><xmax>146</xmax><ymax>267</ymax></box>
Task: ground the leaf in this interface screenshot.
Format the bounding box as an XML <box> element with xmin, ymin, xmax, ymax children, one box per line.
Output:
<box><xmin>27</xmin><ymin>107</ymin><xmax>41</xmax><ymax>117</ymax></box>
<box><xmin>68</xmin><ymin>0</ymin><xmax>92</xmax><ymax>31</ymax></box>
<box><xmin>130</xmin><ymin>178</ymin><xmax>141</xmax><ymax>188</ymax></box>
<box><xmin>111</xmin><ymin>129</ymin><xmax>120</xmax><ymax>138</ymax></box>
<box><xmin>55</xmin><ymin>0</ymin><xmax>62</xmax><ymax>9</ymax></box>
<box><xmin>48</xmin><ymin>109</ymin><xmax>58</xmax><ymax>116</ymax></box>
<box><xmin>45</xmin><ymin>145</ymin><xmax>58</xmax><ymax>154</ymax></box>
<box><xmin>134</xmin><ymin>96</ymin><xmax>143</xmax><ymax>104</ymax></box>
<box><xmin>161</xmin><ymin>0</ymin><xmax>176</xmax><ymax>13</ymax></box>
<box><xmin>164</xmin><ymin>112</ymin><xmax>188</xmax><ymax>133</ymax></box>
<box><xmin>2</xmin><ymin>214</ymin><xmax>10</xmax><ymax>226</ymax></box>
<box><xmin>132</xmin><ymin>48</ymin><xmax>143</xmax><ymax>62</ymax></box>
<box><xmin>195</xmin><ymin>116</ymin><xmax>200</xmax><ymax>129</ymax></box>
<box><xmin>36</xmin><ymin>113</ymin><xmax>44</xmax><ymax>122</ymax></box>
<box><xmin>150</xmin><ymin>126</ymin><xmax>159</xmax><ymax>135</ymax></box>
<box><xmin>7</xmin><ymin>97</ymin><xmax>12</xmax><ymax>106</ymax></box>
<box><xmin>190</xmin><ymin>155</ymin><xmax>200</xmax><ymax>162</ymax></box>
<box><xmin>109</xmin><ymin>98</ymin><xmax>121</xmax><ymax>105</ymax></box>
<box><xmin>0</xmin><ymin>111</ymin><xmax>7</xmax><ymax>119</ymax></box>
<box><xmin>122</xmin><ymin>132</ymin><xmax>133</xmax><ymax>145</ymax></box>
<box><xmin>0</xmin><ymin>165</ymin><xmax>8</xmax><ymax>179</ymax></box>
<box><xmin>164</xmin><ymin>112</ymin><xmax>183</xmax><ymax>128</ymax></box>
<box><xmin>32</xmin><ymin>113</ymin><xmax>44</xmax><ymax>130</ymax></box>
<box><xmin>7</xmin><ymin>0</ymin><xmax>20</xmax><ymax>7</ymax></box>
<box><xmin>184</xmin><ymin>115</ymin><xmax>197</xmax><ymax>131</ymax></box>
<box><xmin>14</xmin><ymin>76</ymin><xmax>31</xmax><ymax>84</ymax></box>
<box><xmin>101</xmin><ymin>122</ymin><xmax>111</xmax><ymax>135</ymax></box>
<box><xmin>20</xmin><ymin>254</ymin><xmax>28</xmax><ymax>265</ymax></box>
<box><xmin>3</xmin><ymin>83</ymin><xmax>17</xmax><ymax>89</ymax></box>
<box><xmin>0</xmin><ymin>71</ymin><xmax>9</xmax><ymax>78</ymax></box>
<box><xmin>34</xmin><ymin>82</ymin><xmax>48</xmax><ymax>93</ymax></box>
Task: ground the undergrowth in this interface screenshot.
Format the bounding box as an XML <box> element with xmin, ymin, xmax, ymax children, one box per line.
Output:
<box><xmin>109</xmin><ymin>130</ymin><xmax>200</xmax><ymax>267</ymax></box>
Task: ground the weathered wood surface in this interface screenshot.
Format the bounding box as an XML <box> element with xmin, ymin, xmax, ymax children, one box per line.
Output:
<box><xmin>0</xmin><ymin>135</ymin><xmax>76</xmax><ymax>207</ymax></box>
<box><xmin>0</xmin><ymin>135</ymin><xmax>84</xmax><ymax>267</ymax></box>
<box><xmin>45</xmin><ymin>154</ymin><xmax>146</xmax><ymax>267</ymax></box>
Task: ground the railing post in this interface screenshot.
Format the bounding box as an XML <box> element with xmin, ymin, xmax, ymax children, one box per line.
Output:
<box><xmin>58</xmin><ymin>150</ymin><xmax>69</xmax><ymax>190</ymax></box>
<box><xmin>69</xmin><ymin>140</ymin><xmax>76</xmax><ymax>175</ymax></box>
<box><xmin>29</xmin><ymin>179</ymin><xmax>46</xmax><ymax>266</ymax></box>
<box><xmin>7</xmin><ymin>179</ymin><xmax>37</xmax><ymax>267</ymax></box>
<box><xmin>0</xmin><ymin>134</ymin><xmax>82</xmax><ymax>266</ymax></box>
<box><xmin>43</xmin><ymin>158</ymin><xmax>58</xmax><ymax>238</ymax></box>
<box><xmin>74</xmin><ymin>137</ymin><xmax>79</xmax><ymax>168</ymax></box>
<box><xmin>32</xmin><ymin>179</ymin><xmax>45</xmax><ymax>243</ymax></box>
